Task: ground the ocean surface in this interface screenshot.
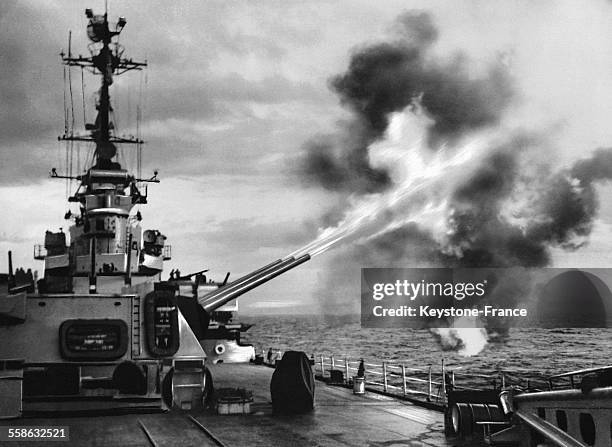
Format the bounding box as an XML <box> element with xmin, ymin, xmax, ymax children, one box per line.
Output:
<box><xmin>242</xmin><ymin>314</ymin><xmax>612</xmax><ymax>389</ymax></box>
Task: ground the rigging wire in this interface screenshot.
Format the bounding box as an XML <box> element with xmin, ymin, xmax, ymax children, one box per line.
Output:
<box><xmin>85</xmin><ymin>142</ymin><xmax>94</xmax><ymax>170</ymax></box>
<box><xmin>63</xmin><ymin>60</ymin><xmax>69</xmax><ymax>198</ymax></box>
<box><xmin>81</xmin><ymin>67</ymin><xmax>87</xmax><ymax>131</ymax></box>
<box><xmin>142</xmin><ymin>66</ymin><xmax>148</xmax><ymax>180</ymax></box>
<box><xmin>128</xmin><ymin>70</ymin><xmax>131</xmax><ymax>133</ymax></box>
<box><xmin>63</xmin><ymin>65</ymin><xmax>68</xmax><ymax>135</ymax></box>
<box><xmin>79</xmin><ymin>65</ymin><xmax>88</xmax><ymax>176</ymax></box>
<box><xmin>69</xmin><ymin>140</ymin><xmax>75</xmax><ymax>195</ymax></box>
<box><xmin>68</xmin><ymin>56</ymin><xmax>76</xmax><ymax>195</ymax></box>
<box><xmin>57</xmin><ymin>140</ymin><xmax>64</xmax><ymax>195</ymax></box>
<box><xmin>65</xmin><ymin>141</ymin><xmax>69</xmax><ymax>199</ymax></box>
<box><xmin>137</xmin><ymin>69</ymin><xmax>144</xmax><ymax>182</ymax></box>
<box><xmin>68</xmin><ymin>58</ymin><xmax>75</xmax><ymax>134</ymax></box>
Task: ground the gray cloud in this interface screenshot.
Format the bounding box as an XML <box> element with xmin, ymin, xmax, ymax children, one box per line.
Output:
<box><xmin>187</xmin><ymin>217</ymin><xmax>316</xmax><ymax>252</ymax></box>
<box><xmin>0</xmin><ymin>1</ymin><xmax>331</xmax><ymax>186</ymax></box>
<box><xmin>0</xmin><ymin>3</ymin><xmax>60</xmax><ymax>141</ymax></box>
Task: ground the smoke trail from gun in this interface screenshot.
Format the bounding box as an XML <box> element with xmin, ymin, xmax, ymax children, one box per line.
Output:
<box><xmin>291</xmin><ymin>122</ymin><xmax>486</xmax><ymax>259</ymax></box>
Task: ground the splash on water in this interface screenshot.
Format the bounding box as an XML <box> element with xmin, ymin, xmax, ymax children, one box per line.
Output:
<box><xmin>430</xmin><ymin>317</ymin><xmax>489</xmax><ymax>357</ymax></box>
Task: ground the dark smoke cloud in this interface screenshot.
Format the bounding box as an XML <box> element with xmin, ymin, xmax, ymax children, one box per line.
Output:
<box><xmin>316</xmin><ymin>144</ymin><xmax>612</xmax><ymax>318</ymax></box>
<box><xmin>444</xmin><ymin>137</ymin><xmax>551</xmax><ymax>267</ymax></box>
<box><xmin>526</xmin><ymin>147</ymin><xmax>612</xmax><ymax>250</ymax></box>
<box><xmin>307</xmin><ymin>11</ymin><xmax>612</xmax><ymax>327</ymax></box>
<box><xmin>301</xmin><ymin>121</ymin><xmax>391</xmax><ymax>193</ymax></box>
<box><xmin>301</xmin><ymin>11</ymin><xmax>513</xmax><ymax>193</ymax></box>
<box><xmin>356</xmin><ymin>223</ymin><xmax>447</xmax><ymax>266</ymax></box>
<box><xmin>363</xmin><ymin>145</ymin><xmax>612</xmax><ymax>270</ymax></box>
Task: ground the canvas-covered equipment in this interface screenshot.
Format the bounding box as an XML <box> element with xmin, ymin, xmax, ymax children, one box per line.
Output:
<box><xmin>270</xmin><ymin>351</ymin><xmax>315</xmax><ymax>414</ymax></box>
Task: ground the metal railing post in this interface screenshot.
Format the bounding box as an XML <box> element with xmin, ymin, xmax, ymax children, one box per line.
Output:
<box><xmin>452</xmin><ymin>370</ymin><xmax>455</xmax><ymax>387</ymax></box>
<box><xmin>441</xmin><ymin>359</ymin><xmax>446</xmax><ymax>397</ymax></box>
<box><xmin>383</xmin><ymin>362</ymin><xmax>388</xmax><ymax>392</ymax></box>
<box><xmin>345</xmin><ymin>357</ymin><xmax>350</xmax><ymax>383</ymax></box>
<box><xmin>331</xmin><ymin>355</ymin><xmax>335</xmax><ymax>371</ymax></box>
<box><xmin>320</xmin><ymin>355</ymin><xmax>324</xmax><ymax>375</ymax></box>
<box><xmin>428</xmin><ymin>365</ymin><xmax>432</xmax><ymax>401</ymax></box>
<box><xmin>401</xmin><ymin>364</ymin><xmax>407</xmax><ymax>397</ymax></box>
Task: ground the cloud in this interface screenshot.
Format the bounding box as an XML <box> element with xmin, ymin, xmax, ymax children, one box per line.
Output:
<box><xmin>0</xmin><ymin>1</ymin><xmax>338</xmax><ymax>185</ymax></box>
<box><xmin>0</xmin><ymin>3</ymin><xmax>58</xmax><ymax>142</ymax></box>
<box><xmin>300</xmin><ymin>11</ymin><xmax>513</xmax><ymax>193</ymax></box>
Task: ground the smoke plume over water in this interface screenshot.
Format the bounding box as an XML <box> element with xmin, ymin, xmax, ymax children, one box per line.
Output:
<box><xmin>301</xmin><ymin>12</ymin><xmax>513</xmax><ymax>194</ymax></box>
<box><xmin>294</xmin><ymin>11</ymin><xmax>612</xmax><ymax>355</ymax></box>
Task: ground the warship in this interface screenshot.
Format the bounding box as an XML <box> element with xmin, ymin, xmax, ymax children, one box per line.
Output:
<box><xmin>1</xmin><ymin>7</ymin><xmax>612</xmax><ymax>447</ymax></box>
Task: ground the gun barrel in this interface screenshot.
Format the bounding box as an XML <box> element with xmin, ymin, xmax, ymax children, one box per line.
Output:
<box><xmin>201</xmin><ymin>258</ymin><xmax>286</xmax><ymax>302</ymax></box>
<box><xmin>199</xmin><ymin>254</ymin><xmax>310</xmax><ymax>313</ymax></box>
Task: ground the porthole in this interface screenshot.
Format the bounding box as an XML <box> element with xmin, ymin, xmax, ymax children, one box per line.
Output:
<box><xmin>579</xmin><ymin>412</ymin><xmax>596</xmax><ymax>446</ymax></box>
<box><xmin>556</xmin><ymin>410</ymin><xmax>567</xmax><ymax>431</ymax></box>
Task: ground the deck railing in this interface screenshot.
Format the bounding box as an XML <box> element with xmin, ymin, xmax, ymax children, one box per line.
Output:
<box><xmin>315</xmin><ymin>355</ymin><xmax>451</xmax><ymax>404</ymax></box>
<box><xmin>256</xmin><ymin>347</ymin><xmax>549</xmax><ymax>405</ymax></box>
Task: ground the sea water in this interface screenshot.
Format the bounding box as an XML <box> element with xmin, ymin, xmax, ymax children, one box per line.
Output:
<box><xmin>243</xmin><ymin>314</ymin><xmax>611</xmax><ymax>387</ymax></box>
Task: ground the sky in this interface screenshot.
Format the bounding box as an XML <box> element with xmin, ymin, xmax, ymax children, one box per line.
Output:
<box><xmin>2</xmin><ymin>0</ymin><xmax>612</xmax><ymax>315</ymax></box>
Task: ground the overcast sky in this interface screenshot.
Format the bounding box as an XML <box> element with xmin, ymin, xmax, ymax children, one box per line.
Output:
<box><xmin>2</xmin><ymin>0</ymin><xmax>612</xmax><ymax>314</ymax></box>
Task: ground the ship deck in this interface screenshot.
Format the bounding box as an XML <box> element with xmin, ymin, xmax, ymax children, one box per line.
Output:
<box><xmin>1</xmin><ymin>363</ymin><xmax>453</xmax><ymax>446</ymax></box>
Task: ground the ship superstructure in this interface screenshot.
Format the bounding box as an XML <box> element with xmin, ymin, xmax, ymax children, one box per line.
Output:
<box><xmin>40</xmin><ymin>8</ymin><xmax>166</xmax><ymax>296</ymax></box>
<box><xmin>0</xmin><ymin>7</ymin><xmax>309</xmax><ymax>418</ymax></box>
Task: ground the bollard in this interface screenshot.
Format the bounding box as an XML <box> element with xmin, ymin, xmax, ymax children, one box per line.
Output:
<box><xmin>354</xmin><ymin>358</ymin><xmax>366</xmax><ymax>395</ymax></box>
<box><xmin>353</xmin><ymin>376</ymin><xmax>365</xmax><ymax>394</ymax></box>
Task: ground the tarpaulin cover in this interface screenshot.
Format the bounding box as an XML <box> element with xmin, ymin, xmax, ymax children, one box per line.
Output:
<box><xmin>270</xmin><ymin>351</ymin><xmax>315</xmax><ymax>414</ymax></box>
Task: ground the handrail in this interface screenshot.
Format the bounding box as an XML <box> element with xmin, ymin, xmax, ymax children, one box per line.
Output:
<box><xmin>256</xmin><ymin>348</ymin><xmax>506</xmax><ymax>406</ymax></box>
<box><xmin>311</xmin><ymin>354</ymin><xmax>455</xmax><ymax>404</ymax></box>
